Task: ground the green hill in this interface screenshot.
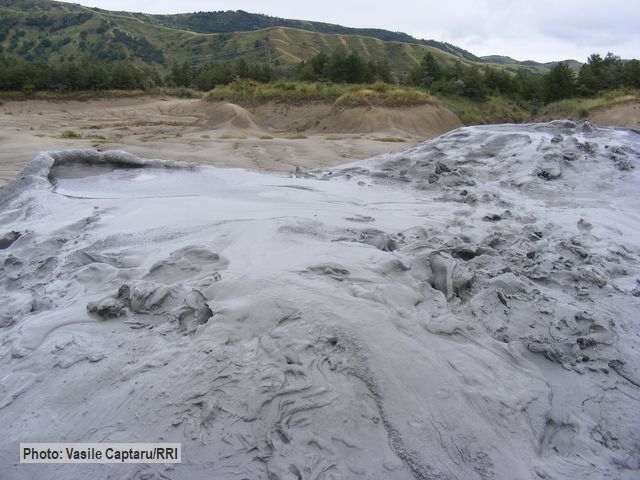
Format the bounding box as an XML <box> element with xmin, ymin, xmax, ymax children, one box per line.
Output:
<box><xmin>0</xmin><ymin>0</ymin><xmax>556</xmax><ymax>78</ymax></box>
<box><xmin>119</xmin><ymin>9</ymin><xmax>481</xmax><ymax>61</ymax></box>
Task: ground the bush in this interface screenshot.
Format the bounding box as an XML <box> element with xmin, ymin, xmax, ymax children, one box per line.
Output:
<box><xmin>374</xmin><ymin>136</ymin><xmax>405</xmax><ymax>142</ymax></box>
<box><xmin>334</xmin><ymin>86</ymin><xmax>435</xmax><ymax>107</ymax></box>
<box><xmin>371</xmin><ymin>81</ymin><xmax>388</xmax><ymax>93</ymax></box>
<box><xmin>59</xmin><ymin>130</ymin><xmax>80</xmax><ymax>138</ymax></box>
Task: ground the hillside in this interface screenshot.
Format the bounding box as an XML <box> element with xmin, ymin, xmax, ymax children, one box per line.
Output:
<box><xmin>121</xmin><ymin>9</ymin><xmax>480</xmax><ymax>61</ymax></box>
<box><xmin>0</xmin><ymin>0</ymin><xmax>552</xmax><ymax>77</ymax></box>
<box><xmin>481</xmin><ymin>55</ymin><xmax>582</xmax><ymax>73</ymax></box>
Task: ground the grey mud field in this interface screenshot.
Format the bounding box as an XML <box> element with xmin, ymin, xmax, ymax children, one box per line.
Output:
<box><xmin>0</xmin><ymin>119</ymin><xmax>639</xmax><ymax>479</ymax></box>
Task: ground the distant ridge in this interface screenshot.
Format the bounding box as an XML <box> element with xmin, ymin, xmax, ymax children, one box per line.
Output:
<box><xmin>120</xmin><ymin>9</ymin><xmax>481</xmax><ymax>61</ymax></box>
<box><xmin>481</xmin><ymin>55</ymin><xmax>582</xmax><ymax>73</ymax></box>
<box><xmin>0</xmin><ymin>0</ymin><xmax>576</xmax><ymax>76</ymax></box>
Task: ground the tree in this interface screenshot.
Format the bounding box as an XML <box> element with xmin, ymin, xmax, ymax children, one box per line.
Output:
<box><xmin>578</xmin><ymin>53</ymin><xmax>624</xmax><ymax>95</ymax></box>
<box><xmin>170</xmin><ymin>62</ymin><xmax>192</xmax><ymax>87</ymax></box>
<box><xmin>483</xmin><ymin>66</ymin><xmax>516</xmax><ymax>96</ymax></box>
<box><xmin>513</xmin><ymin>70</ymin><xmax>542</xmax><ymax>103</ymax></box>
<box><xmin>542</xmin><ymin>62</ymin><xmax>576</xmax><ymax>102</ymax></box>
<box><xmin>322</xmin><ymin>50</ymin><xmax>348</xmax><ymax>82</ymax></box>
<box><xmin>368</xmin><ymin>58</ymin><xmax>392</xmax><ymax>83</ymax></box>
<box><xmin>343</xmin><ymin>52</ymin><xmax>367</xmax><ymax>83</ymax></box>
<box><xmin>623</xmin><ymin>59</ymin><xmax>640</xmax><ymax>88</ymax></box>
<box><xmin>409</xmin><ymin>52</ymin><xmax>442</xmax><ymax>88</ymax></box>
<box><xmin>296</xmin><ymin>53</ymin><xmax>327</xmax><ymax>81</ymax></box>
<box><xmin>458</xmin><ymin>65</ymin><xmax>487</xmax><ymax>100</ymax></box>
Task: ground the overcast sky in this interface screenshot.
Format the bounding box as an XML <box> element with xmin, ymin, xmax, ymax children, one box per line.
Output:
<box><xmin>59</xmin><ymin>0</ymin><xmax>639</xmax><ymax>63</ymax></box>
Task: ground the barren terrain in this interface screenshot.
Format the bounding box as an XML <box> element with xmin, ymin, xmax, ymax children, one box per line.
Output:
<box><xmin>0</xmin><ymin>96</ymin><xmax>462</xmax><ymax>186</ymax></box>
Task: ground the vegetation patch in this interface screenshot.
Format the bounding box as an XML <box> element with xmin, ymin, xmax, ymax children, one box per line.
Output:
<box><xmin>373</xmin><ymin>136</ymin><xmax>406</xmax><ymax>142</ymax></box>
<box><xmin>206</xmin><ymin>80</ymin><xmax>436</xmax><ymax>108</ymax></box>
<box><xmin>0</xmin><ymin>89</ymin><xmax>149</xmax><ymax>101</ymax></box>
<box><xmin>206</xmin><ymin>80</ymin><xmax>347</xmax><ymax>105</ymax></box>
<box><xmin>260</xmin><ymin>134</ymin><xmax>273</xmax><ymax>139</ymax></box>
<box><xmin>334</xmin><ymin>87</ymin><xmax>435</xmax><ymax>107</ymax></box>
<box><xmin>286</xmin><ymin>133</ymin><xmax>308</xmax><ymax>139</ymax></box>
<box><xmin>59</xmin><ymin>130</ymin><xmax>81</xmax><ymax>138</ymax></box>
<box><xmin>436</xmin><ymin>95</ymin><xmax>530</xmax><ymax>125</ymax></box>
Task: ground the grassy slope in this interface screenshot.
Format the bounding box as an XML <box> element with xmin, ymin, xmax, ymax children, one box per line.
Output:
<box><xmin>121</xmin><ymin>9</ymin><xmax>480</xmax><ymax>60</ymax></box>
<box><xmin>204</xmin><ymin>80</ymin><xmax>437</xmax><ymax>107</ymax></box>
<box><xmin>0</xmin><ymin>4</ymin><xmax>476</xmax><ymax>75</ymax></box>
<box><xmin>434</xmin><ymin>95</ymin><xmax>530</xmax><ymax>125</ymax></box>
<box><xmin>0</xmin><ymin>0</ymin><xmax>549</xmax><ymax>78</ymax></box>
<box><xmin>537</xmin><ymin>89</ymin><xmax>640</xmax><ymax>120</ymax></box>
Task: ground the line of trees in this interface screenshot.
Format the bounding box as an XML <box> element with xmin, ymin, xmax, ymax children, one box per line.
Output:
<box><xmin>0</xmin><ymin>50</ymin><xmax>638</xmax><ymax>109</ymax></box>
<box><xmin>543</xmin><ymin>53</ymin><xmax>640</xmax><ymax>102</ymax></box>
<box><xmin>295</xmin><ymin>51</ymin><xmax>392</xmax><ymax>83</ymax></box>
<box><xmin>170</xmin><ymin>59</ymin><xmax>274</xmax><ymax>90</ymax></box>
<box><xmin>0</xmin><ymin>56</ymin><xmax>161</xmax><ymax>92</ymax></box>
<box><xmin>406</xmin><ymin>52</ymin><xmax>640</xmax><ymax>104</ymax></box>
<box><xmin>0</xmin><ymin>56</ymin><xmax>274</xmax><ymax>92</ymax></box>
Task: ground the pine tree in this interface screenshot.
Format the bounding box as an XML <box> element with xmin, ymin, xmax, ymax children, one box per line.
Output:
<box><xmin>543</xmin><ymin>62</ymin><xmax>576</xmax><ymax>102</ymax></box>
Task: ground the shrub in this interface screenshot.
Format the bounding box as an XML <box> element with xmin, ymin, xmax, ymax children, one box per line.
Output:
<box><xmin>371</xmin><ymin>81</ymin><xmax>388</xmax><ymax>93</ymax></box>
<box><xmin>334</xmin><ymin>87</ymin><xmax>435</xmax><ymax>107</ymax></box>
<box><xmin>59</xmin><ymin>130</ymin><xmax>80</xmax><ymax>138</ymax></box>
<box><xmin>374</xmin><ymin>136</ymin><xmax>405</xmax><ymax>142</ymax></box>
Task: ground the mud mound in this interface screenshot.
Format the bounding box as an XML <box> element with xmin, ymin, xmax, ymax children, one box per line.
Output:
<box><xmin>198</xmin><ymin>102</ymin><xmax>263</xmax><ymax>130</ymax></box>
<box><xmin>317</xmin><ymin>103</ymin><xmax>462</xmax><ymax>136</ymax></box>
<box><xmin>590</xmin><ymin>100</ymin><xmax>640</xmax><ymax>129</ymax></box>
<box><xmin>167</xmin><ymin>101</ymin><xmax>263</xmax><ymax>131</ymax></box>
<box><xmin>252</xmin><ymin>101</ymin><xmax>462</xmax><ymax>137</ymax></box>
<box><xmin>169</xmin><ymin>99</ymin><xmax>462</xmax><ymax>138</ymax></box>
<box><xmin>251</xmin><ymin>103</ymin><xmax>333</xmax><ymax>132</ymax></box>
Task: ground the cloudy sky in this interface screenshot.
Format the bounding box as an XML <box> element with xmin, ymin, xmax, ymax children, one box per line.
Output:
<box><xmin>59</xmin><ymin>0</ymin><xmax>639</xmax><ymax>63</ymax></box>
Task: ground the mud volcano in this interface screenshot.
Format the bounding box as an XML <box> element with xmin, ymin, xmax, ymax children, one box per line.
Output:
<box><xmin>0</xmin><ymin>120</ymin><xmax>639</xmax><ymax>479</ymax></box>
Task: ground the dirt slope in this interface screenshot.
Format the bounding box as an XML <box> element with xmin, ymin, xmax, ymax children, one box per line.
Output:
<box><xmin>590</xmin><ymin>100</ymin><xmax>640</xmax><ymax>129</ymax></box>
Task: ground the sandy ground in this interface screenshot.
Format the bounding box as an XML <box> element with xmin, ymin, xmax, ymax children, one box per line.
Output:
<box><xmin>0</xmin><ymin>96</ymin><xmax>461</xmax><ymax>186</ymax></box>
<box><xmin>590</xmin><ymin>100</ymin><xmax>640</xmax><ymax>130</ymax></box>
